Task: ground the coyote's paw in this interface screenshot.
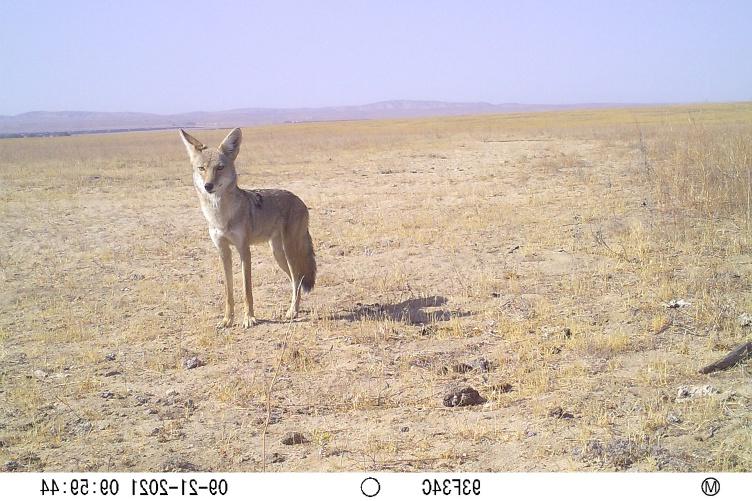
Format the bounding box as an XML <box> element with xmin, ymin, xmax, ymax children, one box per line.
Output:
<box><xmin>285</xmin><ymin>308</ymin><xmax>298</xmax><ymax>320</ymax></box>
<box><xmin>216</xmin><ymin>316</ymin><xmax>234</xmax><ymax>329</ymax></box>
<box><xmin>242</xmin><ymin>315</ymin><xmax>258</xmax><ymax>328</ymax></box>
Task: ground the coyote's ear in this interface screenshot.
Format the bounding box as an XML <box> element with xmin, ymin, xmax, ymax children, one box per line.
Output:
<box><xmin>179</xmin><ymin>129</ymin><xmax>206</xmax><ymax>160</ymax></box>
<box><xmin>219</xmin><ymin>128</ymin><xmax>242</xmax><ymax>161</ymax></box>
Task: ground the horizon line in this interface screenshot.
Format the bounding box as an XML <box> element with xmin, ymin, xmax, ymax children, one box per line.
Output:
<box><xmin>2</xmin><ymin>99</ymin><xmax>734</xmax><ymax>118</ymax></box>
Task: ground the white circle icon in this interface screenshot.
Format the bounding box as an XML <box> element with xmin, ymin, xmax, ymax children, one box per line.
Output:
<box><xmin>360</xmin><ymin>477</ymin><xmax>380</xmax><ymax>497</ymax></box>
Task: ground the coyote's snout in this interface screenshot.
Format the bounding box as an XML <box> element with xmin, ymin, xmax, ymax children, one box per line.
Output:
<box><xmin>179</xmin><ymin>128</ymin><xmax>317</xmax><ymax>328</ymax></box>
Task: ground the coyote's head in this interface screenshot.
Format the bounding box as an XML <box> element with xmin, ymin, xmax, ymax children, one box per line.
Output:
<box><xmin>179</xmin><ymin>128</ymin><xmax>242</xmax><ymax>196</ymax></box>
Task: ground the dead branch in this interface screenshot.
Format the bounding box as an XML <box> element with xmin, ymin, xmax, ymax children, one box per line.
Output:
<box><xmin>699</xmin><ymin>341</ymin><xmax>752</xmax><ymax>374</ymax></box>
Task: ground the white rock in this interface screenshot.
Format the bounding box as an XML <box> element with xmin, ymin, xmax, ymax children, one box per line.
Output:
<box><xmin>663</xmin><ymin>299</ymin><xmax>691</xmax><ymax>309</ymax></box>
<box><xmin>738</xmin><ymin>313</ymin><xmax>752</xmax><ymax>327</ymax></box>
<box><xmin>676</xmin><ymin>384</ymin><xmax>719</xmax><ymax>401</ymax></box>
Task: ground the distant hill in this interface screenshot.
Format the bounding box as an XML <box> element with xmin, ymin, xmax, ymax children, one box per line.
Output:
<box><xmin>0</xmin><ymin>100</ymin><xmax>636</xmax><ymax>136</ymax></box>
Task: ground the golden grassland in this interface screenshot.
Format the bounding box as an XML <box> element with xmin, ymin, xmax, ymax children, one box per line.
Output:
<box><xmin>0</xmin><ymin>103</ymin><xmax>751</xmax><ymax>471</ymax></box>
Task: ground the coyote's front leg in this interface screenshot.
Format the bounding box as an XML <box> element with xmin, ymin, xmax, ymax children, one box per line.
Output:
<box><xmin>238</xmin><ymin>245</ymin><xmax>257</xmax><ymax>328</ymax></box>
<box><xmin>216</xmin><ymin>240</ymin><xmax>234</xmax><ymax>328</ymax></box>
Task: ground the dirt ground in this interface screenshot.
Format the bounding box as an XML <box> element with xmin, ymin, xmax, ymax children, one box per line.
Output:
<box><xmin>1</xmin><ymin>105</ymin><xmax>751</xmax><ymax>472</ymax></box>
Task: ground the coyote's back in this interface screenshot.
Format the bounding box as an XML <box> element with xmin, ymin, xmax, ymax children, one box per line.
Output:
<box><xmin>245</xmin><ymin>188</ymin><xmax>316</xmax><ymax>292</ymax></box>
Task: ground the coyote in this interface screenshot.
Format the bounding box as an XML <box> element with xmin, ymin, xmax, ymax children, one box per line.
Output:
<box><xmin>179</xmin><ymin>128</ymin><xmax>316</xmax><ymax>328</ymax></box>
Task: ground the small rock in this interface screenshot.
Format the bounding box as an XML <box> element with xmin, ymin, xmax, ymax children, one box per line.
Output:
<box><xmin>161</xmin><ymin>458</ymin><xmax>200</xmax><ymax>472</ymax></box>
<box><xmin>20</xmin><ymin>453</ymin><xmax>40</xmax><ymax>465</ymax></box>
<box><xmin>166</xmin><ymin>389</ymin><xmax>179</xmax><ymax>397</ymax></box>
<box><xmin>148</xmin><ymin>427</ymin><xmax>162</xmax><ymax>437</ymax></box>
<box><xmin>539</xmin><ymin>326</ymin><xmax>558</xmax><ymax>339</ymax></box>
<box><xmin>549</xmin><ymin>406</ymin><xmax>575</xmax><ymax>419</ymax></box>
<box><xmin>3</xmin><ymin>460</ymin><xmax>20</xmax><ymax>472</ymax></box>
<box><xmin>580</xmin><ymin>438</ymin><xmax>645</xmax><ymax>470</ymax></box>
<box><xmin>104</xmin><ymin>370</ymin><xmax>121</xmax><ymax>377</ymax></box>
<box><xmin>667</xmin><ymin>413</ymin><xmax>682</xmax><ymax>424</ymax></box>
<box><xmin>450</xmin><ymin>363</ymin><xmax>474</xmax><ymax>373</ymax></box>
<box><xmin>695</xmin><ymin>425</ymin><xmax>720</xmax><ymax>442</ymax></box>
<box><xmin>253</xmin><ymin>411</ymin><xmax>282</xmax><ymax>426</ymax></box>
<box><xmin>450</xmin><ymin>357</ymin><xmax>491</xmax><ymax>374</ymax></box>
<box><xmin>676</xmin><ymin>385</ymin><xmax>719</xmax><ymax>401</ymax></box>
<box><xmin>269</xmin><ymin>453</ymin><xmax>286</xmax><ymax>463</ymax></box>
<box><xmin>468</xmin><ymin>357</ymin><xmax>491</xmax><ymax>372</ymax></box>
<box><xmin>491</xmin><ymin>382</ymin><xmax>513</xmax><ymax>393</ymax></box>
<box><xmin>105</xmin><ymin>353</ymin><xmax>117</xmax><ymax>361</ymax></box>
<box><xmin>443</xmin><ymin>386</ymin><xmax>486</xmax><ymax>407</ymax></box>
<box><xmin>135</xmin><ymin>395</ymin><xmax>150</xmax><ymax>406</ymax></box>
<box><xmin>326</xmin><ymin>447</ymin><xmax>347</xmax><ymax>457</ymax></box>
<box><xmin>101</xmin><ymin>391</ymin><xmax>114</xmax><ymax>399</ymax></box>
<box><xmin>663</xmin><ymin>299</ymin><xmax>691</xmax><ymax>309</ymax></box>
<box><xmin>182</xmin><ymin>357</ymin><xmax>204</xmax><ymax>370</ymax></box>
<box><xmin>525</xmin><ymin>430</ymin><xmax>537</xmax><ymax>438</ymax></box>
<box><xmin>738</xmin><ymin>313</ymin><xmax>752</xmax><ymax>327</ymax></box>
<box><xmin>69</xmin><ymin>420</ymin><xmax>93</xmax><ymax>435</ymax></box>
<box><xmin>281</xmin><ymin>432</ymin><xmax>309</xmax><ymax>445</ymax></box>
<box><xmin>410</xmin><ymin>356</ymin><xmax>434</xmax><ymax>369</ymax></box>
<box><xmin>33</xmin><ymin>369</ymin><xmax>49</xmax><ymax>379</ymax></box>
<box><xmin>144</xmin><ymin>408</ymin><xmax>158</xmax><ymax>415</ymax></box>
<box><xmin>400</xmin><ymin>426</ymin><xmax>410</xmax><ymax>433</ymax></box>
<box><xmin>563</xmin><ymin>327</ymin><xmax>572</xmax><ymax>339</ymax></box>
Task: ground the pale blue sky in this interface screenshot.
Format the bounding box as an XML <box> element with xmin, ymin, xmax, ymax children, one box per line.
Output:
<box><xmin>1</xmin><ymin>0</ymin><xmax>751</xmax><ymax>115</ymax></box>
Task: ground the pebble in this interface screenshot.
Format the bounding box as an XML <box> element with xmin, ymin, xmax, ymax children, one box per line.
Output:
<box><xmin>182</xmin><ymin>357</ymin><xmax>204</xmax><ymax>370</ymax></box>
<box><xmin>442</xmin><ymin>386</ymin><xmax>486</xmax><ymax>407</ymax></box>
<box><xmin>280</xmin><ymin>432</ymin><xmax>309</xmax><ymax>445</ymax></box>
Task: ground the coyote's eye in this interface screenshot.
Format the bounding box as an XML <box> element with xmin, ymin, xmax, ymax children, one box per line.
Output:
<box><xmin>198</xmin><ymin>165</ymin><xmax>206</xmax><ymax>172</ymax></box>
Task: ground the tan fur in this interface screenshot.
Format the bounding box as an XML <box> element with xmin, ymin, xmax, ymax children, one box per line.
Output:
<box><xmin>179</xmin><ymin>128</ymin><xmax>316</xmax><ymax>328</ymax></box>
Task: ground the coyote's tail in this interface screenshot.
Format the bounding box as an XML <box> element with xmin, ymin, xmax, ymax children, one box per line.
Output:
<box><xmin>299</xmin><ymin>229</ymin><xmax>316</xmax><ymax>293</ymax></box>
<box><xmin>287</xmin><ymin>209</ymin><xmax>317</xmax><ymax>293</ymax></box>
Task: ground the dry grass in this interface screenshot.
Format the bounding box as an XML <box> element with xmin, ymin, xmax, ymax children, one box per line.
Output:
<box><xmin>648</xmin><ymin>121</ymin><xmax>752</xmax><ymax>223</ymax></box>
<box><xmin>0</xmin><ymin>103</ymin><xmax>751</xmax><ymax>472</ymax></box>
